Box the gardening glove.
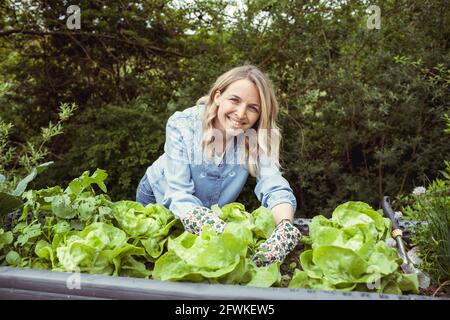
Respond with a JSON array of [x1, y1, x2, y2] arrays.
[[181, 206, 227, 235], [252, 219, 301, 267]]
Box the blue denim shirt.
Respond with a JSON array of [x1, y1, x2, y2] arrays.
[[144, 104, 297, 219]]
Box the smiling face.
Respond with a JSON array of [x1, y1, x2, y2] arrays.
[[212, 79, 261, 140]]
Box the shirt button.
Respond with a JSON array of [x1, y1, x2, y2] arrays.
[[229, 170, 236, 177], [200, 172, 206, 178]]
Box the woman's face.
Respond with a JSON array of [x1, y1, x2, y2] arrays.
[[213, 79, 261, 139]]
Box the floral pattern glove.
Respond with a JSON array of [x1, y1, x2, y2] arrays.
[[252, 219, 301, 267], [181, 206, 227, 235]]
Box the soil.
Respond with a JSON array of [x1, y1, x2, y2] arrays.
[[419, 284, 450, 298]]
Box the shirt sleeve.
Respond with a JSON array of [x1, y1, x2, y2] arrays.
[[161, 114, 204, 219], [254, 155, 297, 211]]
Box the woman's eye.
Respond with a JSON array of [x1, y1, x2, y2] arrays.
[[250, 106, 259, 112], [230, 98, 238, 103]]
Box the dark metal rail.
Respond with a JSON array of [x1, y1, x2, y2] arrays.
[[0, 266, 442, 300]]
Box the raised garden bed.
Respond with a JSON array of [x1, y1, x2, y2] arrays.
[[0, 217, 447, 300]]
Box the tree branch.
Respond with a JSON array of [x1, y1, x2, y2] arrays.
[[0, 28, 190, 58]]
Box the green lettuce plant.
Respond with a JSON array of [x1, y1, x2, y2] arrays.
[[54, 222, 147, 276], [289, 201, 419, 294], [1, 169, 186, 278], [112, 200, 182, 260], [152, 203, 281, 287]]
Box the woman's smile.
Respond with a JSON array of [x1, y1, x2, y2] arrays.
[[227, 116, 245, 128]]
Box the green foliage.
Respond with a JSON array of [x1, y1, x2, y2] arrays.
[[153, 202, 280, 287], [32, 103, 167, 201], [0, 80, 77, 192], [444, 114, 450, 135], [395, 111, 450, 287], [0, 1, 449, 217], [55, 222, 148, 276], [0, 167, 433, 294], [3, 169, 115, 267], [398, 164, 450, 285], [1, 168, 281, 287], [289, 201, 419, 295], [0, 169, 181, 277], [0, 162, 53, 222], [112, 200, 180, 260], [0, 82, 77, 222]]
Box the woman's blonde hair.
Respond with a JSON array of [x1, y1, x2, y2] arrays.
[[197, 65, 282, 177]]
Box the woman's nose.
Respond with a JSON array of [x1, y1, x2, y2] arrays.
[[235, 103, 247, 119]]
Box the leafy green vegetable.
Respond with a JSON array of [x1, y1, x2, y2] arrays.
[[246, 262, 281, 288], [6, 250, 21, 266], [112, 200, 180, 260], [0, 170, 167, 278], [289, 201, 419, 294], [55, 222, 145, 275], [152, 203, 280, 287], [0, 228, 13, 251], [251, 206, 276, 239], [0, 169, 422, 296], [153, 227, 243, 281]]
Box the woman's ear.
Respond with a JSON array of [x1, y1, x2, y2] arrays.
[[213, 90, 221, 105]]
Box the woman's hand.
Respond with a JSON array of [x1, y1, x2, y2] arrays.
[[252, 219, 301, 267], [181, 206, 227, 235]]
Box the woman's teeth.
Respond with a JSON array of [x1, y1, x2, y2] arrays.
[[228, 117, 244, 127]]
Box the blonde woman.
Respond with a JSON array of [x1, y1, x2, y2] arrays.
[[136, 65, 300, 266]]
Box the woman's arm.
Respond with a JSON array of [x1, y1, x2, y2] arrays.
[[252, 158, 300, 266], [271, 202, 294, 225], [254, 154, 297, 217], [162, 113, 204, 218]]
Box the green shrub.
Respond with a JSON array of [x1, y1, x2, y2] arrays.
[[397, 162, 450, 286], [33, 103, 167, 201]]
